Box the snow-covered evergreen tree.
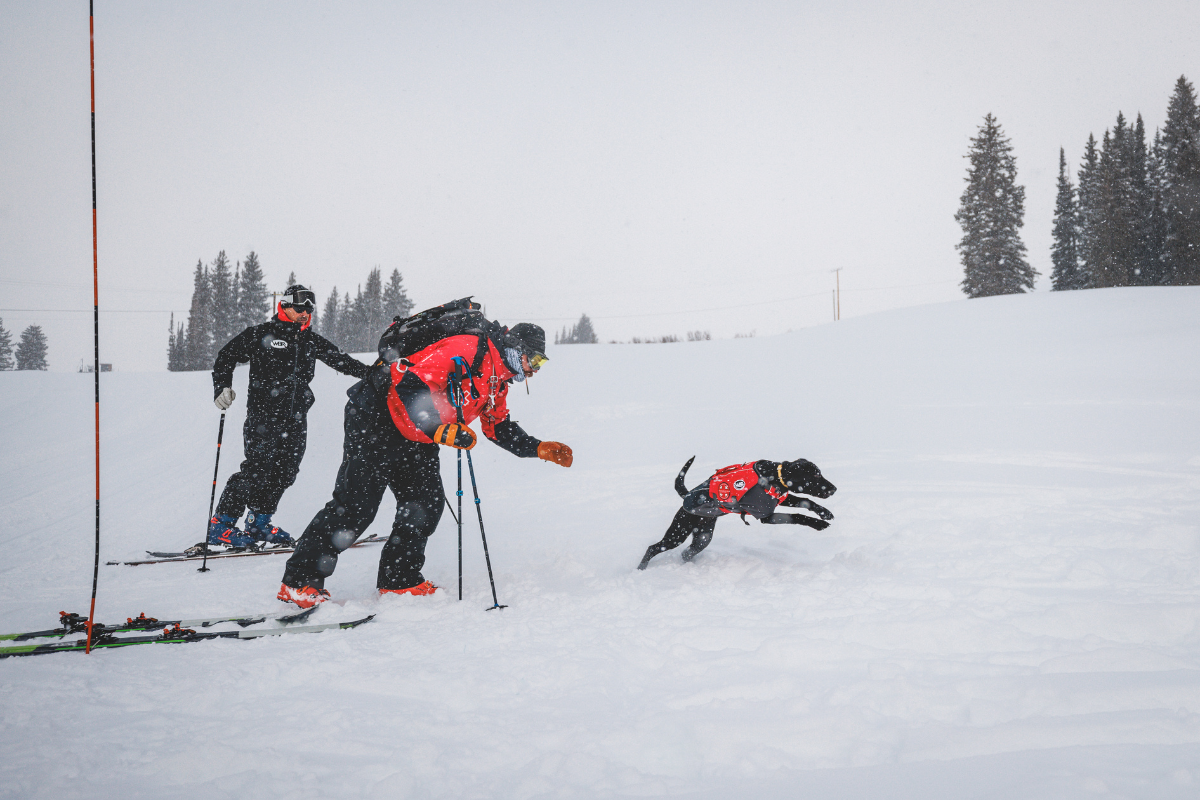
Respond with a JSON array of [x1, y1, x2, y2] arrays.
[[321, 287, 343, 349], [1050, 148, 1083, 290], [184, 260, 213, 371], [556, 313, 599, 344], [209, 251, 239, 350], [1075, 134, 1101, 288], [361, 268, 386, 348], [1160, 75, 1200, 285], [1127, 114, 1156, 286], [15, 325, 48, 370], [166, 313, 187, 372], [955, 114, 1037, 297], [1144, 131, 1171, 285], [0, 317, 14, 370], [344, 286, 366, 352], [382, 268, 413, 323], [237, 251, 269, 329], [1089, 118, 1137, 287]]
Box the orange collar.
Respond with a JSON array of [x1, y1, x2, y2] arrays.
[[277, 303, 311, 330]]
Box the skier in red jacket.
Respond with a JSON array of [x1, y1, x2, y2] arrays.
[[278, 322, 572, 607], [637, 457, 836, 570]]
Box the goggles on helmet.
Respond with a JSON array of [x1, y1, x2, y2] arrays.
[[279, 289, 316, 311]]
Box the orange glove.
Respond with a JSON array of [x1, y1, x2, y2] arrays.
[[537, 441, 573, 467], [433, 423, 476, 450]]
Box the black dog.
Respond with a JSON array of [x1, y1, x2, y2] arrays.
[[637, 456, 836, 570]]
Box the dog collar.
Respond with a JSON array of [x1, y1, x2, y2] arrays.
[[777, 463, 788, 492]]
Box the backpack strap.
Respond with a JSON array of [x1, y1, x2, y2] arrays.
[[472, 321, 506, 376]]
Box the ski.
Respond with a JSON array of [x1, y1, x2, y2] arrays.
[[0, 606, 318, 643], [0, 613, 374, 659], [107, 533, 387, 566]]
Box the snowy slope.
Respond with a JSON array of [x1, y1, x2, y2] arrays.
[[1, 286, 1199, 799]]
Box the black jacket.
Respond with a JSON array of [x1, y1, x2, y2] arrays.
[[212, 317, 370, 421]]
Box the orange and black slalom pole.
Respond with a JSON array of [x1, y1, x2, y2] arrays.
[[198, 414, 227, 573], [85, 0, 102, 653]]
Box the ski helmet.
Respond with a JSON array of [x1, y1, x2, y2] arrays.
[[279, 285, 316, 312], [507, 323, 548, 368]]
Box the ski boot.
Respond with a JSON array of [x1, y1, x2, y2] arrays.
[[244, 511, 295, 547], [207, 513, 256, 549], [277, 583, 330, 609], [379, 580, 439, 597]]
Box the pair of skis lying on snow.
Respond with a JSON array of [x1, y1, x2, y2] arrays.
[[106, 533, 388, 566], [0, 606, 374, 659]]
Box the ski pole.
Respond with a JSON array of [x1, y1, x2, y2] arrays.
[[449, 369, 465, 601], [450, 360, 505, 610], [199, 413, 226, 573], [464, 447, 506, 610], [457, 443, 464, 601]]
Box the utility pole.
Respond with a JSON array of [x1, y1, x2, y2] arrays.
[[831, 268, 842, 321]]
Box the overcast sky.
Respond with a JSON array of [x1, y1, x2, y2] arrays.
[[1, 1, 1197, 371]]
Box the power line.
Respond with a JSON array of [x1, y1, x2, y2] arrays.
[[0, 279, 958, 321]]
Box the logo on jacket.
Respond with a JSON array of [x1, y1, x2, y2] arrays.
[[270, 339, 288, 349], [733, 479, 746, 490]]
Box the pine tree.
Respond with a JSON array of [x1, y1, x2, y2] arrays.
[[167, 313, 186, 371], [343, 286, 365, 352], [382, 269, 413, 323], [237, 251, 269, 329], [15, 325, 49, 370], [209, 251, 239, 350], [955, 114, 1037, 297], [1050, 148, 1083, 290], [1090, 118, 1137, 287], [286, 271, 298, 287], [0, 317, 14, 370], [184, 260, 213, 370], [1128, 114, 1155, 286], [1161, 75, 1200, 285], [321, 287, 343, 349], [362, 267, 386, 346], [1076, 134, 1101, 288], [1145, 131, 1171, 285], [556, 313, 598, 344]]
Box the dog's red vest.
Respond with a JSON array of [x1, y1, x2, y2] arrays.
[[707, 462, 786, 512]]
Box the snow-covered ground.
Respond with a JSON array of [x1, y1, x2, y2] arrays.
[[1, 286, 1199, 799]]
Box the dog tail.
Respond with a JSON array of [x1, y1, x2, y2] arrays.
[[675, 456, 696, 498]]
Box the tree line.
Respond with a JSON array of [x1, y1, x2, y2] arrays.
[[0, 317, 48, 371], [956, 75, 1200, 297], [320, 267, 414, 354], [168, 251, 270, 371], [167, 252, 416, 370]]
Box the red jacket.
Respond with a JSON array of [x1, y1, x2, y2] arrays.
[[385, 334, 540, 456]]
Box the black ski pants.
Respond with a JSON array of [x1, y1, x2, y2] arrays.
[[637, 508, 717, 569], [281, 400, 445, 592], [216, 413, 307, 518]]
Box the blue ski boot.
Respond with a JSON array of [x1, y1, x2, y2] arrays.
[[245, 511, 296, 547], [208, 513, 256, 548]]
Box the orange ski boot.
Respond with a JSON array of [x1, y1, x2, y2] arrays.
[[277, 583, 330, 609], [379, 580, 438, 597]]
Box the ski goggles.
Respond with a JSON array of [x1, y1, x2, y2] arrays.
[[278, 289, 315, 311], [528, 351, 549, 370]]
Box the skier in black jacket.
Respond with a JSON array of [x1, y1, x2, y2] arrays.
[[207, 285, 369, 548]]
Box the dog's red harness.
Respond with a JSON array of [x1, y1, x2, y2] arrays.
[[707, 462, 786, 513]]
